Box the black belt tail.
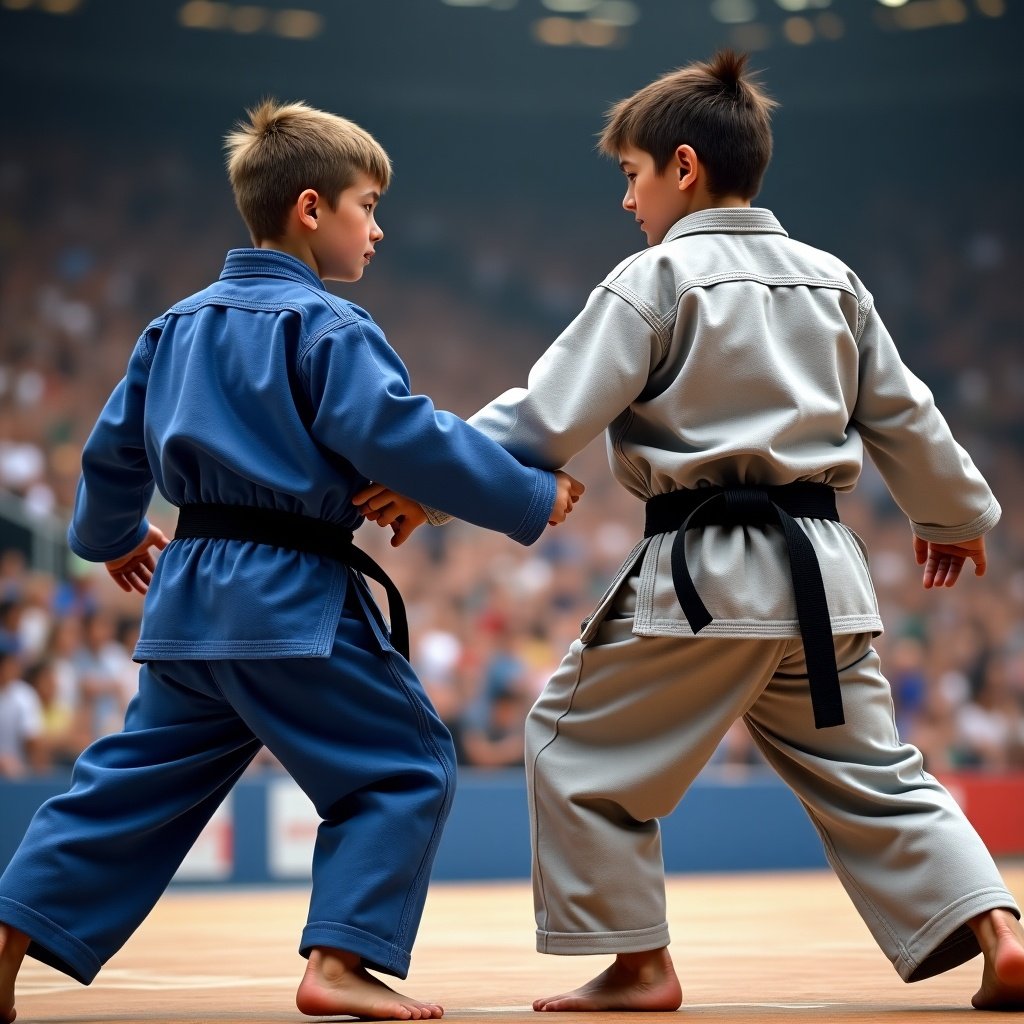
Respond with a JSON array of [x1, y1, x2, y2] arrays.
[[647, 485, 845, 730]]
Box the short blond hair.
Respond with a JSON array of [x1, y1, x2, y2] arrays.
[[599, 51, 777, 200], [224, 99, 392, 243]]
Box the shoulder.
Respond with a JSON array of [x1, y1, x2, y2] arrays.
[[780, 236, 867, 294]]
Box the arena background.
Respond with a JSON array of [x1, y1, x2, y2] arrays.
[[1, 0, 1023, 888]]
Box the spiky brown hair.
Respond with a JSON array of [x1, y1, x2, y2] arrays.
[[599, 50, 778, 199], [224, 99, 392, 242]]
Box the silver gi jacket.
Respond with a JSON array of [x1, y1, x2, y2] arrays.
[[468, 207, 1000, 641]]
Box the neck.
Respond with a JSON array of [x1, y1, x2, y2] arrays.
[[689, 192, 751, 216], [258, 238, 321, 278]]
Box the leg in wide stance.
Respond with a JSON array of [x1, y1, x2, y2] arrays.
[[526, 607, 1024, 1011]]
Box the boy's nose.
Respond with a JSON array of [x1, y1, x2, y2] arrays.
[[622, 192, 635, 212]]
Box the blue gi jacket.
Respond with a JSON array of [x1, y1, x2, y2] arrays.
[[68, 248, 556, 660]]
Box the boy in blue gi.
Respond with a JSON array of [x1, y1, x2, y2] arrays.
[[0, 99, 582, 1022], [357, 53, 1024, 1012]]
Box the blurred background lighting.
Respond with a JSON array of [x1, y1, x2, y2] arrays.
[[783, 14, 815, 42], [710, 0, 757, 25], [877, 0, 910, 7], [776, 0, 809, 10], [589, 0, 638, 27], [531, 13, 622, 45], [2, 0, 84, 9], [178, 0, 229, 30], [877, 0, 968, 28], [576, 17, 619, 45], [540, 0, 598, 12], [975, 0, 1004, 14], [228, 4, 268, 33], [729, 20, 773, 48], [815, 10, 845, 38], [271, 9, 322, 38], [532, 15, 576, 44]]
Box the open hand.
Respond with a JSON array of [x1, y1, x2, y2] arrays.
[[105, 523, 169, 594], [913, 534, 986, 589]]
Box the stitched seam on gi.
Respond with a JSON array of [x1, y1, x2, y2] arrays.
[[528, 641, 588, 943], [386, 656, 456, 960], [610, 408, 650, 493], [814, 816, 910, 967], [774, 645, 873, 681]]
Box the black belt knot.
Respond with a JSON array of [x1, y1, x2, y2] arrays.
[[175, 503, 408, 658], [644, 483, 844, 730]]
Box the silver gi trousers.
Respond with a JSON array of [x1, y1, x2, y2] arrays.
[[526, 578, 1020, 982]]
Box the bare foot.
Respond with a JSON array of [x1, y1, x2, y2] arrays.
[[969, 908, 1024, 1010], [533, 947, 682, 1012], [0, 923, 30, 1024], [295, 947, 443, 1020]]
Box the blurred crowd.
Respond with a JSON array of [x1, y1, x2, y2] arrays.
[[1, 137, 1022, 779]]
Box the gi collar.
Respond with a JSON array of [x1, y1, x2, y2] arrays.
[[219, 248, 326, 290], [662, 207, 788, 244]]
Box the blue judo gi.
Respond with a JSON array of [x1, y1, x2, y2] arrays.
[[0, 249, 557, 983]]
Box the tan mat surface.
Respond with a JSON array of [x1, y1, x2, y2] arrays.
[[11, 864, 1024, 1023]]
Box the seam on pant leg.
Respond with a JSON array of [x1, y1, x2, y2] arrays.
[[743, 715, 912, 970], [529, 641, 588, 938], [809, 806, 912, 969], [385, 654, 456, 965]]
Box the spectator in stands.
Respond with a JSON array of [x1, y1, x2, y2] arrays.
[[0, 637, 43, 777], [22, 657, 87, 767], [1, 131, 1023, 778]]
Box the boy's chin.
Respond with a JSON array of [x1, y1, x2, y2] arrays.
[[333, 268, 364, 284]]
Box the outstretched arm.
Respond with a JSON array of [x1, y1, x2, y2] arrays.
[[913, 534, 986, 589], [105, 523, 169, 594]]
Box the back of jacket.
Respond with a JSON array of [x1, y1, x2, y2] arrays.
[[69, 248, 555, 659], [471, 208, 999, 640]]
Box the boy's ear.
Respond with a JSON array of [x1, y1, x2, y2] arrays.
[[675, 144, 698, 191], [297, 188, 320, 230]]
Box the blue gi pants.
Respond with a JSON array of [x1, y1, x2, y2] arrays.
[[0, 586, 456, 984]]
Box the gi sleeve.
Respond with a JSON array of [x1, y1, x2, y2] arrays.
[[67, 331, 158, 562], [851, 295, 1000, 542], [469, 285, 662, 468], [302, 315, 556, 546]]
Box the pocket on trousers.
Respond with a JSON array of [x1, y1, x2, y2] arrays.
[[579, 539, 648, 645]]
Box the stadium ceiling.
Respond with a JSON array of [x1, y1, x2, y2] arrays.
[[2, 0, 1021, 125]]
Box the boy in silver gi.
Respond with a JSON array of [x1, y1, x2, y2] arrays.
[[357, 51, 1024, 1011], [0, 100, 582, 1023]]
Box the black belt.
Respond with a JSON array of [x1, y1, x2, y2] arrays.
[[175, 503, 409, 659], [644, 483, 844, 729]]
